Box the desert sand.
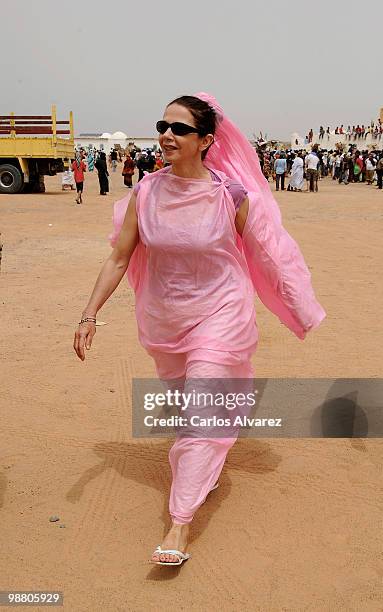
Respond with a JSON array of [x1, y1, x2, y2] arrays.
[[1, 169, 382, 611]]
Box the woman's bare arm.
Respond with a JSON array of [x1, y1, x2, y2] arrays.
[[73, 193, 139, 360], [82, 193, 139, 315], [235, 196, 249, 236]]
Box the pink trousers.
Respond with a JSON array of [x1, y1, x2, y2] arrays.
[[149, 350, 254, 525]]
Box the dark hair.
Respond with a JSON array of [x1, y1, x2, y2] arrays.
[[167, 95, 217, 160]]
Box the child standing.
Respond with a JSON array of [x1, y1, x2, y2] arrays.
[[71, 153, 87, 204]]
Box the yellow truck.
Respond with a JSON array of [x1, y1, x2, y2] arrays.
[[0, 105, 74, 194]]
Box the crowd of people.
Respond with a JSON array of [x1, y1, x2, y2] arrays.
[[258, 145, 383, 193], [62, 146, 166, 203], [63, 139, 383, 204], [304, 118, 383, 144]]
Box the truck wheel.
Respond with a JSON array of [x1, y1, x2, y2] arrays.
[[30, 175, 45, 193], [0, 164, 24, 194]]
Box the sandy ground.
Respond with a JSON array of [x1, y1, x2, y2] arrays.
[[1, 168, 382, 611]]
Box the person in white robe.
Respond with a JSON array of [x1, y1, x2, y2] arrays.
[[287, 154, 304, 191]]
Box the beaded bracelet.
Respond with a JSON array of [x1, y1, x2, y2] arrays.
[[78, 317, 97, 325]]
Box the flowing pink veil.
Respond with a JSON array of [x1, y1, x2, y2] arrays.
[[195, 92, 325, 338]]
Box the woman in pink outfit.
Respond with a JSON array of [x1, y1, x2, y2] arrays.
[[73, 94, 325, 566]]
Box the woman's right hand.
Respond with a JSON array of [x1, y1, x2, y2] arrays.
[[73, 322, 96, 361], [72, 192, 138, 362]]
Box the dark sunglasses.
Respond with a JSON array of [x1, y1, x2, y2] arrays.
[[156, 120, 200, 136]]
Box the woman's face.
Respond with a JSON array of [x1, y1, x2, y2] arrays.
[[159, 103, 213, 163]]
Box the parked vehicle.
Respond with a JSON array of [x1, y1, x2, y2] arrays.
[[0, 105, 74, 194]]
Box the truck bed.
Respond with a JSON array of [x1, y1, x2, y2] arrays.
[[0, 136, 74, 159], [0, 106, 74, 160]]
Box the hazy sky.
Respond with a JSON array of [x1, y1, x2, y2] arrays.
[[2, 0, 382, 141]]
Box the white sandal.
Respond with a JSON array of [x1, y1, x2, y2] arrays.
[[150, 546, 191, 566], [150, 482, 219, 566]]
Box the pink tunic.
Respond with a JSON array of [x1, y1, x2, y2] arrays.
[[132, 168, 257, 360]]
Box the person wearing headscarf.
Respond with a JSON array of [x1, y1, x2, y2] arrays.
[[262, 152, 271, 180], [122, 153, 135, 188], [87, 148, 95, 172], [95, 152, 109, 195], [287, 152, 304, 191], [74, 93, 325, 566]]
